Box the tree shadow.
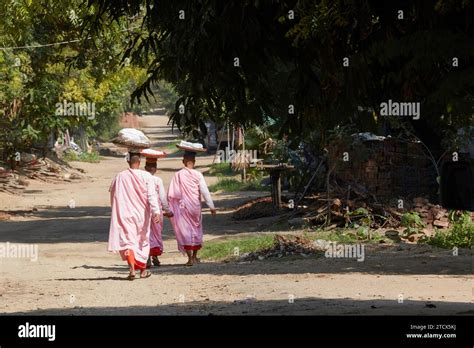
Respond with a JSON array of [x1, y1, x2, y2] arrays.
[[0, 202, 279, 244], [44, 242, 472, 278], [53, 276, 129, 281], [7, 297, 473, 315]]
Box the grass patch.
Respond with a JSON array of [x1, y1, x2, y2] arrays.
[[200, 235, 275, 260], [209, 178, 269, 192], [201, 229, 389, 261], [303, 229, 358, 244], [303, 228, 389, 244], [63, 151, 101, 163], [207, 163, 235, 176]]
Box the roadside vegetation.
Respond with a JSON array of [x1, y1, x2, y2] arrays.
[[201, 211, 472, 261], [201, 229, 390, 261], [62, 151, 101, 163], [423, 212, 473, 249], [207, 163, 269, 192]]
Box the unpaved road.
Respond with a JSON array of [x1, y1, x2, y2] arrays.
[[0, 115, 472, 315]]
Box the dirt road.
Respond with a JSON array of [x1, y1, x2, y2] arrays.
[[0, 115, 472, 315]]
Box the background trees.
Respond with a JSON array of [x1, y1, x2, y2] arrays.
[[0, 0, 177, 163], [1, 0, 472, 164], [86, 0, 473, 152]]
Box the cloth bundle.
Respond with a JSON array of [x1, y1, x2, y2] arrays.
[[176, 140, 206, 152], [141, 148, 167, 158], [113, 128, 151, 149]]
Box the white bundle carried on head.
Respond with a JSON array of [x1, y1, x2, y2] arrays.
[[178, 140, 204, 149], [141, 148, 167, 158], [113, 128, 151, 148]]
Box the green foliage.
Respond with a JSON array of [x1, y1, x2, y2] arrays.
[[347, 207, 372, 228], [86, 0, 474, 149], [63, 150, 100, 163], [401, 212, 424, 229], [350, 208, 369, 216], [200, 235, 275, 261], [245, 167, 265, 182], [356, 226, 369, 238], [0, 0, 170, 159], [209, 178, 268, 193], [310, 228, 388, 244], [207, 163, 267, 192], [151, 81, 179, 114], [207, 163, 234, 177], [401, 212, 425, 236], [425, 211, 473, 249]]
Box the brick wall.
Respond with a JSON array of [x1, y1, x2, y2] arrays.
[[330, 138, 437, 199]]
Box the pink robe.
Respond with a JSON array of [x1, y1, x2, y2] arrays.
[[168, 168, 203, 253], [149, 178, 164, 256], [108, 169, 151, 270]]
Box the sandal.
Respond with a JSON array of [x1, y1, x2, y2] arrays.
[[126, 273, 136, 281], [140, 271, 152, 279]]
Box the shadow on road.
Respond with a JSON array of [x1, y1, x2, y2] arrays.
[[8, 297, 473, 315]]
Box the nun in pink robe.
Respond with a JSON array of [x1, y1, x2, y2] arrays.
[[168, 152, 215, 265], [141, 151, 172, 267], [149, 174, 172, 259], [108, 162, 160, 275], [149, 177, 165, 257]]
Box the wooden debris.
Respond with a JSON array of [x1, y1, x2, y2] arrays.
[[233, 197, 275, 220], [0, 155, 85, 193], [239, 235, 325, 261]]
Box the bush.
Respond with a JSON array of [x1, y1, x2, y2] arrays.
[[401, 212, 424, 236], [426, 211, 473, 249]]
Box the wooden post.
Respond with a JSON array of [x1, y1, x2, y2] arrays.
[[227, 120, 230, 151], [231, 124, 234, 152], [270, 169, 282, 210], [242, 128, 246, 182]]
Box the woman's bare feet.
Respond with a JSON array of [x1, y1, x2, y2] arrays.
[[185, 250, 193, 266]]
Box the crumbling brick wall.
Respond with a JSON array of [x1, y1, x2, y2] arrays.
[[330, 137, 437, 199]]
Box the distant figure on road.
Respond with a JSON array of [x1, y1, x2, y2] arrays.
[[108, 151, 161, 280], [168, 150, 216, 266], [142, 151, 173, 268]]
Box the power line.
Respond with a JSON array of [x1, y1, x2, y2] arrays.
[[0, 26, 140, 51], [0, 38, 83, 50]]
